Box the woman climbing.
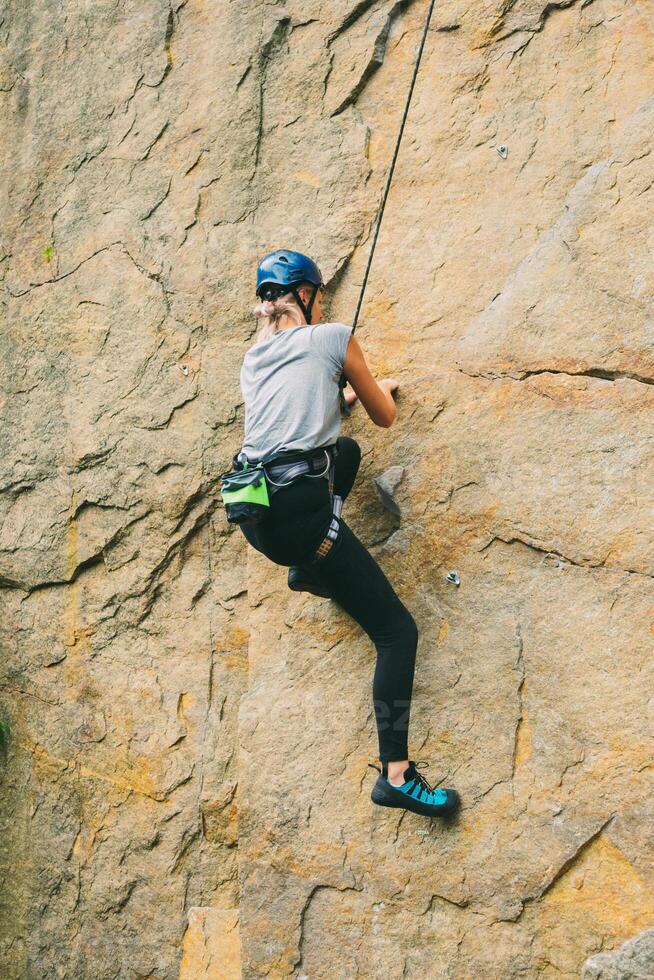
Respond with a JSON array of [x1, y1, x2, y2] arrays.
[[234, 248, 460, 818]]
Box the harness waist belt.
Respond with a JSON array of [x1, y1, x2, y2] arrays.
[[234, 444, 338, 489], [265, 446, 333, 488]]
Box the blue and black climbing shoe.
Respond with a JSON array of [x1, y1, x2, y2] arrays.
[[368, 760, 460, 817], [287, 565, 331, 598]]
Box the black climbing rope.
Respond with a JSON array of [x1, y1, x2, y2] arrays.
[[339, 0, 437, 416]]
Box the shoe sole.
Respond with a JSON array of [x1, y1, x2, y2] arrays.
[[287, 571, 331, 598], [288, 580, 331, 598], [371, 779, 460, 817]]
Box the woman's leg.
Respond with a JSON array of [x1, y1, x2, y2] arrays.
[[238, 441, 417, 762], [307, 517, 418, 763]]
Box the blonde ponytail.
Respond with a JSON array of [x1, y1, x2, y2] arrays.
[[251, 290, 305, 343]]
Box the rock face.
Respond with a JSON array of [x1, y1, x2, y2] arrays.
[[179, 908, 241, 980], [1, 1, 653, 978]]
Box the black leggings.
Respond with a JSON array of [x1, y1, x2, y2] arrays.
[[239, 436, 417, 763]]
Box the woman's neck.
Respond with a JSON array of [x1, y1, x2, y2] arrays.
[[277, 315, 307, 331]]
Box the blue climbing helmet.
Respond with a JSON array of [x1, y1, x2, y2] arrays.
[[256, 249, 324, 325]]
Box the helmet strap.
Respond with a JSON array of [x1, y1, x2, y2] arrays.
[[290, 286, 318, 323]]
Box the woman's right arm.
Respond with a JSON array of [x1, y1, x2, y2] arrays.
[[342, 334, 399, 428]]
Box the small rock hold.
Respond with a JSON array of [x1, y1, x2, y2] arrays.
[[379, 529, 411, 555], [495, 897, 524, 921], [582, 928, 654, 979], [373, 466, 405, 517]]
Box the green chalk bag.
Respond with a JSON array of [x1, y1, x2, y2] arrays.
[[219, 459, 270, 526]]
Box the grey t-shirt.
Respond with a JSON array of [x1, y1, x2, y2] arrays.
[[239, 321, 353, 461]]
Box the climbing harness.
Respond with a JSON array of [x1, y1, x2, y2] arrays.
[[220, 442, 344, 563], [264, 447, 332, 489], [263, 445, 344, 563], [338, 0, 437, 416], [219, 443, 341, 537], [309, 479, 343, 565], [310, 497, 343, 562]]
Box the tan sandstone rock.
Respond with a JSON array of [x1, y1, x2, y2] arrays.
[[179, 908, 241, 980], [1, 1, 653, 978]]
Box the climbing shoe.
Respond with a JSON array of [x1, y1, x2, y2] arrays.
[[287, 565, 331, 598], [368, 760, 460, 817]]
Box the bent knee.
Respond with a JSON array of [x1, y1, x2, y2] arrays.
[[396, 608, 418, 648]]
